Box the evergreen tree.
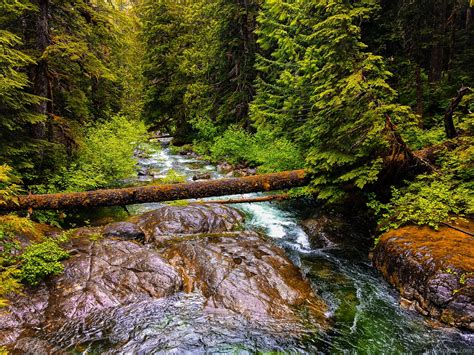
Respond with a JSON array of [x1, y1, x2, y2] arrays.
[[0, 1, 45, 173], [251, 0, 415, 202], [141, 0, 261, 141]]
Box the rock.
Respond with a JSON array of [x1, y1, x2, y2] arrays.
[[158, 231, 328, 327], [0, 284, 50, 346], [373, 222, 474, 331], [137, 166, 149, 176], [217, 162, 233, 173], [102, 222, 145, 241], [232, 167, 258, 177], [0, 237, 182, 346], [1, 205, 329, 352], [301, 214, 349, 248], [192, 173, 211, 181], [132, 204, 244, 243]]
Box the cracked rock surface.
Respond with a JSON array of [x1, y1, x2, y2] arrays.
[[0, 204, 328, 351]]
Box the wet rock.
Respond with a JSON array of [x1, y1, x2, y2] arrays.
[[232, 167, 258, 177], [49, 238, 182, 320], [301, 214, 349, 248], [102, 221, 145, 241], [13, 337, 65, 355], [137, 166, 149, 176], [192, 173, 211, 181], [132, 204, 244, 243], [1, 206, 329, 352], [217, 162, 233, 173], [158, 231, 328, 327], [0, 237, 182, 346], [0, 284, 50, 346], [373, 222, 474, 331]]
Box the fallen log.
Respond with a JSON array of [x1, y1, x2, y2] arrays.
[[194, 193, 291, 205], [0, 170, 309, 211]]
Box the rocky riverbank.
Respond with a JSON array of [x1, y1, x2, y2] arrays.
[[373, 221, 474, 331], [0, 204, 328, 352]]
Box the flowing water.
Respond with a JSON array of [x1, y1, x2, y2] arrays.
[[46, 137, 473, 353], [125, 138, 474, 353]]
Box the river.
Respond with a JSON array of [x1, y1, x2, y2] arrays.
[[53, 137, 472, 353], [110, 137, 471, 353]]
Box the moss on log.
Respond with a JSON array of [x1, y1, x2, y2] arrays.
[[0, 170, 309, 211]]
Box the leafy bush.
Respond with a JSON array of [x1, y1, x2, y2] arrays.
[[41, 115, 147, 192], [253, 130, 304, 173], [368, 137, 474, 231], [209, 126, 304, 172], [368, 178, 471, 231], [210, 126, 256, 165], [19, 240, 69, 286]]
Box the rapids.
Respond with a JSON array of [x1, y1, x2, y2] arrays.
[[32, 137, 472, 353], [125, 137, 473, 353]]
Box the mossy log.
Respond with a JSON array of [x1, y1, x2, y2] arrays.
[[0, 170, 309, 211]]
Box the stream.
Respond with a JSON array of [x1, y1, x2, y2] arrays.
[[63, 137, 473, 353], [123, 137, 473, 353]]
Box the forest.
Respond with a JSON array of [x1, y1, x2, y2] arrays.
[[0, 0, 473, 353]]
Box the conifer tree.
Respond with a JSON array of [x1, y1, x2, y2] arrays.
[[251, 0, 415, 202], [0, 1, 45, 173]]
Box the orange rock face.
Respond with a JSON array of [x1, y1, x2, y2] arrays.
[[373, 221, 474, 331]]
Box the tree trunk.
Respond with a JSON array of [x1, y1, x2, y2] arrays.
[[444, 86, 470, 138], [415, 64, 424, 126], [0, 170, 309, 211], [32, 0, 51, 139]]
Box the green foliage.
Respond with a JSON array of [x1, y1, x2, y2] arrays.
[[369, 137, 474, 230], [0, 267, 22, 308], [141, 0, 260, 140], [157, 169, 186, 184], [42, 115, 147, 192], [368, 178, 470, 231], [0, 2, 45, 174], [0, 212, 56, 305], [250, 0, 410, 201], [208, 126, 304, 172], [19, 240, 69, 286], [210, 126, 256, 165], [0, 165, 22, 206]]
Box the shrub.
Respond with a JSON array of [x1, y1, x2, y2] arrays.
[[19, 240, 69, 286], [368, 136, 473, 232], [253, 130, 304, 173], [42, 115, 147, 192], [209, 126, 304, 172], [210, 126, 256, 165]]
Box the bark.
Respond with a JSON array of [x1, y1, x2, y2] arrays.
[[444, 86, 470, 138], [428, 0, 448, 84], [0, 170, 309, 211], [415, 64, 424, 126], [32, 0, 51, 140], [195, 194, 291, 205]]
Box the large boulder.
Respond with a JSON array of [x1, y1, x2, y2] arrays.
[[1, 204, 329, 352], [132, 204, 243, 242], [0, 237, 182, 346], [373, 222, 474, 331], [301, 214, 348, 248], [158, 231, 328, 327]]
